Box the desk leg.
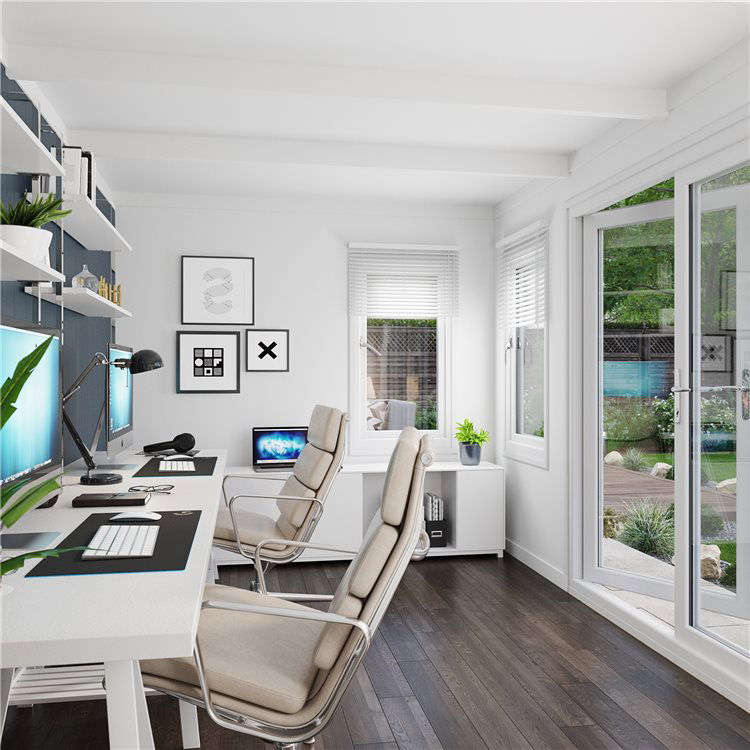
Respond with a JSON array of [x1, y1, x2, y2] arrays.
[[179, 700, 201, 748], [104, 661, 155, 750], [0, 668, 13, 736]]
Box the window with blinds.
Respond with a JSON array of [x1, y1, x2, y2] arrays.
[[497, 223, 548, 464], [348, 243, 457, 439]]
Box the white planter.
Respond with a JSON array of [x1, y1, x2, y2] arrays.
[[0, 225, 53, 266]]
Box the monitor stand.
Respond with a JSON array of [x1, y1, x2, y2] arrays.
[[80, 470, 122, 485], [1, 531, 61, 550]]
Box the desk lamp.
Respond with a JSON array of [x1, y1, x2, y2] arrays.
[[63, 349, 163, 485]]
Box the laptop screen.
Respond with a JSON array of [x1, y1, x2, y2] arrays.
[[252, 427, 308, 466]]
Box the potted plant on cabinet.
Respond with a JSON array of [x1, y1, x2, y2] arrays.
[[455, 418, 489, 466], [0, 192, 71, 267]]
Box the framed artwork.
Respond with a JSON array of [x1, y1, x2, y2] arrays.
[[246, 329, 289, 372], [701, 334, 731, 373], [181, 256, 255, 325], [720, 270, 736, 331], [177, 331, 240, 393]]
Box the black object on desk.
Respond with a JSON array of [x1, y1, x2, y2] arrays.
[[72, 492, 150, 507], [25, 511, 201, 577], [133, 456, 217, 478]]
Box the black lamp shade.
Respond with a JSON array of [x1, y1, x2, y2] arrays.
[[129, 349, 163, 374]]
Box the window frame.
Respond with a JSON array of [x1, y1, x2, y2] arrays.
[[497, 221, 549, 469]]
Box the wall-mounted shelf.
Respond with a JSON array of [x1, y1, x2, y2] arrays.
[[1, 239, 65, 283], [23, 286, 132, 318], [1, 98, 64, 177], [55, 193, 132, 254]]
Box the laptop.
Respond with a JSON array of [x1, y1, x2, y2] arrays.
[[252, 427, 308, 471]]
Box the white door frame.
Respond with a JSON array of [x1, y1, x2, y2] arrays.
[[582, 199, 676, 599], [674, 145, 750, 648]]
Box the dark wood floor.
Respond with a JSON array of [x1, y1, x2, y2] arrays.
[[3, 555, 749, 749]]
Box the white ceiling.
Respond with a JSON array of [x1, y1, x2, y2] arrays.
[[2, 2, 748, 205]]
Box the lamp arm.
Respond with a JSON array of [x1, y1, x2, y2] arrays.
[[63, 352, 108, 404]]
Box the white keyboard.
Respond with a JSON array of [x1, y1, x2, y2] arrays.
[[160, 459, 195, 472], [83, 524, 160, 560]]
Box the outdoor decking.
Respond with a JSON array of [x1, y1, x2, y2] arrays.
[[604, 465, 737, 521]]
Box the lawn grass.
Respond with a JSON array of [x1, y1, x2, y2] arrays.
[[642, 451, 736, 483]]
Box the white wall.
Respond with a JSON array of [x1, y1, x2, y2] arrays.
[[493, 40, 750, 588], [114, 197, 495, 465]]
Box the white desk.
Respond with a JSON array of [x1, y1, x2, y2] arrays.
[[1, 449, 227, 749]]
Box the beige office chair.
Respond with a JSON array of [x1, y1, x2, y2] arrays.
[[142, 426, 433, 749], [213, 405, 348, 588]]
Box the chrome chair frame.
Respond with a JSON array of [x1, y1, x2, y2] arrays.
[[152, 515, 427, 749]]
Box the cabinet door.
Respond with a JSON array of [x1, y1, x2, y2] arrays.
[[455, 470, 504, 552]]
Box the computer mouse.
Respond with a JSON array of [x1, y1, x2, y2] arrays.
[[110, 511, 162, 522]]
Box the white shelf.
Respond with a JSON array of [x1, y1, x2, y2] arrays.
[[1, 98, 64, 177], [23, 286, 132, 318], [0, 239, 65, 283], [56, 193, 132, 254]]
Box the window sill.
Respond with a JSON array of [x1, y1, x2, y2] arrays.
[[504, 436, 548, 469]]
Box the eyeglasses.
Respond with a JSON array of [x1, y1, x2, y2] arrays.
[[129, 485, 174, 494]]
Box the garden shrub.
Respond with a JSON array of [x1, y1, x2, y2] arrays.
[[701, 505, 724, 538], [619, 501, 674, 558], [603, 398, 658, 445], [602, 507, 619, 539], [622, 447, 650, 473]]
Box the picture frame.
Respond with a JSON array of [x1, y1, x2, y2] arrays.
[[700, 334, 731, 373], [181, 255, 255, 325], [176, 331, 241, 393], [246, 329, 289, 372]]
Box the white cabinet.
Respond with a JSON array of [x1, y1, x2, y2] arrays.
[[216, 461, 504, 566]]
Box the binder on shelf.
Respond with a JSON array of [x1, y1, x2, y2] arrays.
[[61, 146, 82, 197]]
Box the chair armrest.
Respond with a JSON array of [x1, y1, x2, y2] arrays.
[[411, 529, 430, 561], [226, 495, 323, 560], [222, 473, 288, 505], [254, 538, 358, 593]]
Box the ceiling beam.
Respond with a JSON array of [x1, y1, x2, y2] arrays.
[[7, 43, 667, 120], [69, 130, 570, 178]]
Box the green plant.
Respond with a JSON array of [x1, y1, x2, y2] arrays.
[[618, 501, 674, 558], [1, 192, 71, 228], [1, 335, 54, 428], [1, 547, 87, 578], [455, 418, 489, 446], [700, 505, 724, 538], [415, 400, 437, 431], [622, 447, 650, 473], [603, 398, 658, 444]]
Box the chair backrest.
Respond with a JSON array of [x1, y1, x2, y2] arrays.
[[275, 405, 348, 539], [313, 426, 433, 671]]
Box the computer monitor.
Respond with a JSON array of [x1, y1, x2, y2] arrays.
[[106, 343, 134, 456], [252, 427, 308, 470], [0, 323, 62, 491]]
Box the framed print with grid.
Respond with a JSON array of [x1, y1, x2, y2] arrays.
[[176, 331, 240, 393]]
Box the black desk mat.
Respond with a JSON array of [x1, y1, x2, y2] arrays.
[[133, 456, 217, 478], [25, 510, 202, 577]]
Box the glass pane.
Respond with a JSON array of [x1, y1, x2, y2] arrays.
[[365, 318, 438, 431], [692, 165, 749, 655], [600, 217, 676, 581], [516, 325, 545, 436]]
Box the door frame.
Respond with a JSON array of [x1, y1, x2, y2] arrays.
[[582, 199, 676, 599], [674, 144, 750, 647]]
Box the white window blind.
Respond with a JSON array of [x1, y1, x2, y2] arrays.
[[348, 244, 459, 318], [497, 224, 547, 330]]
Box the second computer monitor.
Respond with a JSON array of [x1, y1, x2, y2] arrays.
[[107, 343, 133, 455]]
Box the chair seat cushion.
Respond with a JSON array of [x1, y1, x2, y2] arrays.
[[141, 584, 324, 715], [213, 507, 294, 553]]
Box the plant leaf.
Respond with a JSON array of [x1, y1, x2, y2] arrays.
[[0, 546, 87, 577], [0, 477, 61, 527], [0, 335, 54, 429], [0, 477, 33, 509]]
